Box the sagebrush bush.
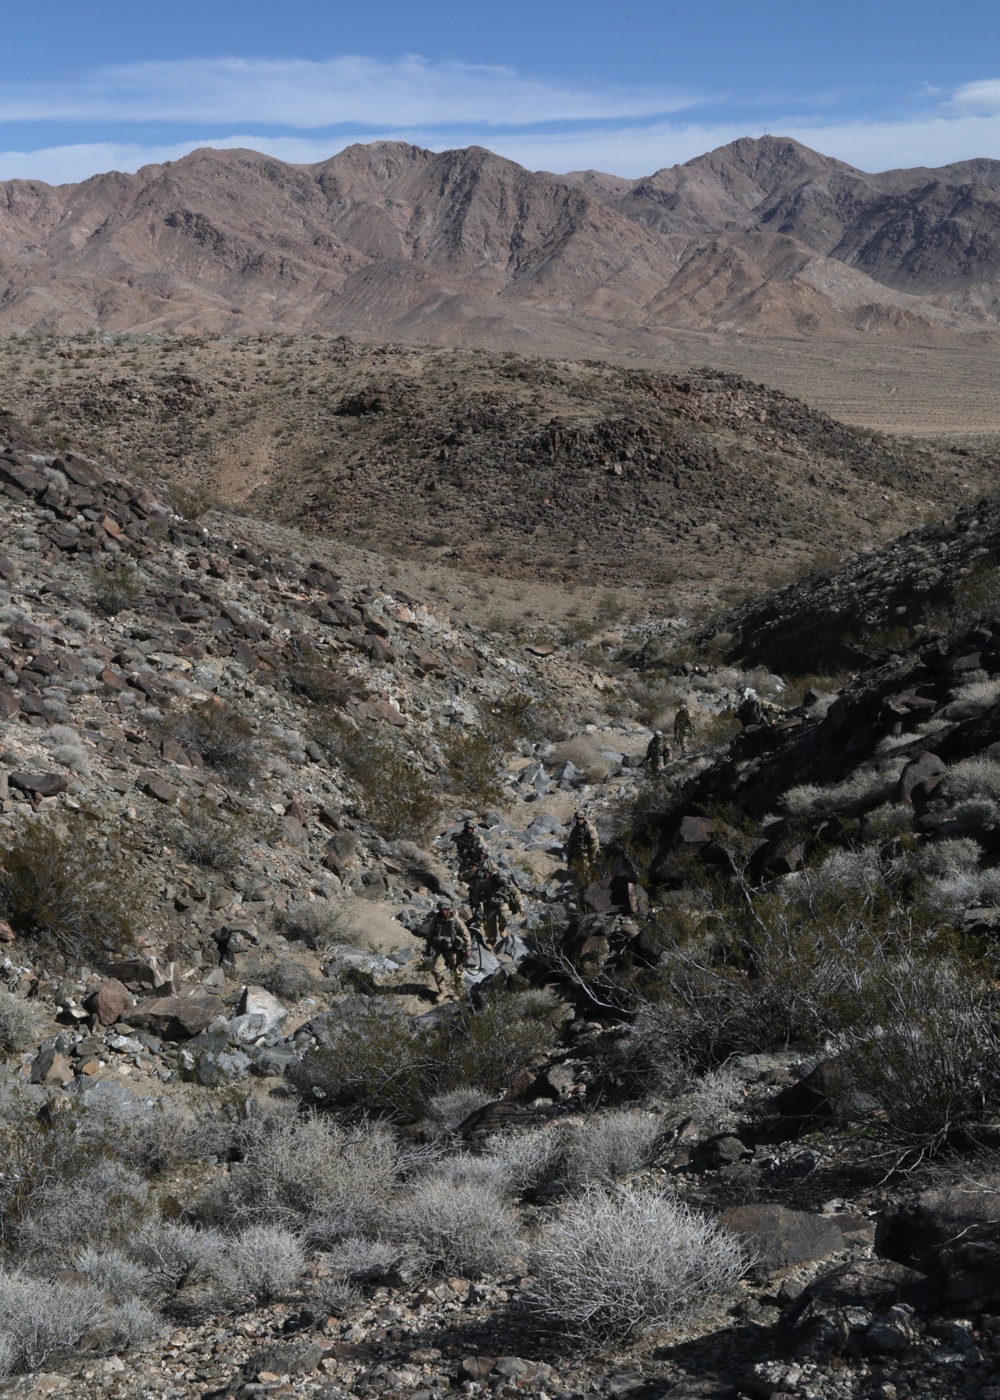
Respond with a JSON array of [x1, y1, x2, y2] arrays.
[[166, 701, 259, 788], [164, 798, 255, 871], [15, 1158, 150, 1259], [526, 1184, 746, 1344], [0, 1271, 106, 1375], [292, 997, 431, 1121], [438, 1128, 564, 1198], [947, 757, 1000, 801], [567, 1112, 662, 1183], [219, 1114, 398, 1241], [294, 987, 559, 1120], [276, 899, 366, 950], [622, 856, 946, 1072], [76, 1094, 233, 1175], [441, 726, 507, 807], [425, 1087, 494, 1135], [221, 1225, 305, 1303], [313, 712, 441, 840], [0, 815, 144, 962], [397, 1176, 520, 1278], [0, 990, 38, 1053], [285, 644, 366, 707]]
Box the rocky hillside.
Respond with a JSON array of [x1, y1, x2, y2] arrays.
[[6, 394, 1000, 1398], [0, 335, 990, 613], [4, 138, 1000, 344], [682, 489, 1000, 674]]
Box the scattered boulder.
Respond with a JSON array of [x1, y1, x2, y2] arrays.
[[84, 977, 133, 1026], [876, 1181, 1000, 1306], [719, 1204, 845, 1276], [128, 991, 220, 1040]]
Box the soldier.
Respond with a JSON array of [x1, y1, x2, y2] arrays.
[[673, 702, 694, 754], [468, 860, 524, 948], [451, 820, 488, 878], [737, 687, 782, 728], [420, 903, 472, 998], [645, 728, 670, 775], [565, 810, 600, 878]]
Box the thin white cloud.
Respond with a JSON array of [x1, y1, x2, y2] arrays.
[[6, 103, 1000, 187], [948, 78, 1000, 113], [0, 55, 699, 127]]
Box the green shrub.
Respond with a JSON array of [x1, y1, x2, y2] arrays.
[[0, 816, 144, 962], [89, 560, 144, 617], [318, 723, 440, 841], [165, 702, 260, 788], [441, 727, 506, 807], [285, 644, 366, 707]]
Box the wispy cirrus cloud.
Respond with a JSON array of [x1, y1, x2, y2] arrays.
[[0, 55, 701, 127], [2, 61, 1000, 185]]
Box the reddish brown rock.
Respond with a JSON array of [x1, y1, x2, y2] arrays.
[[85, 977, 133, 1026]]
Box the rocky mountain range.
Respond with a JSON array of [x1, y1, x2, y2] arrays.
[[6, 136, 1000, 345]]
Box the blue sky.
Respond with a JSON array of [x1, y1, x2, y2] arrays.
[[5, 0, 1000, 183]]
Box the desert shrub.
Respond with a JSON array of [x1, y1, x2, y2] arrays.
[[41, 723, 90, 775], [166, 701, 259, 788], [918, 837, 982, 880], [76, 1245, 155, 1299], [940, 799, 1000, 838], [441, 727, 506, 807], [396, 1176, 520, 1278], [291, 996, 434, 1121], [322, 1235, 401, 1282], [435, 988, 561, 1098], [275, 900, 365, 950], [840, 954, 1000, 1157], [526, 1183, 746, 1344], [439, 1128, 564, 1198], [251, 957, 317, 1002], [296, 988, 559, 1120], [678, 1067, 744, 1124], [335, 730, 440, 841], [220, 1114, 398, 1241], [947, 757, 1000, 801], [15, 1158, 150, 1259], [75, 1095, 233, 1175], [0, 815, 144, 962], [0, 1270, 107, 1374], [221, 1225, 305, 1303], [425, 1087, 494, 1135], [0, 990, 38, 1053], [567, 1112, 662, 1183], [285, 644, 366, 707], [598, 1005, 693, 1101], [89, 560, 145, 617], [131, 1222, 228, 1295], [634, 854, 943, 1068], [163, 798, 255, 871], [863, 802, 916, 838]]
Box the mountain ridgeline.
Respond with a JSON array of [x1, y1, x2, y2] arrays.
[[4, 136, 1000, 343]]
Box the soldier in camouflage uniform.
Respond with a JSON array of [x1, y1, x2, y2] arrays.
[[645, 729, 670, 775], [565, 811, 600, 882], [468, 860, 524, 949], [451, 820, 489, 879], [421, 903, 472, 998], [673, 703, 694, 754]]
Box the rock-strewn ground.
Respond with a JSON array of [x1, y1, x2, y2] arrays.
[[0, 338, 991, 617], [7, 395, 1000, 1400]]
